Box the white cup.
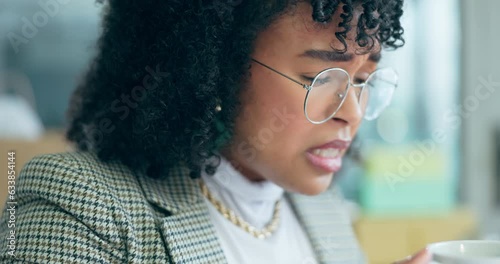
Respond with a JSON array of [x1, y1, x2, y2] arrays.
[[428, 240, 500, 264]]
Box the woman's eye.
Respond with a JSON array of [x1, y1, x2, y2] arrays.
[[354, 72, 370, 84], [302, 76, 330, 85], [314, 77, 331, 85], [354, 77, 367, 84], [302, 76, 315, 83]]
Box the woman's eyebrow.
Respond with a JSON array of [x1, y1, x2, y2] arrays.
[[369, 52, 382, 63], [300, 50, 354, 62], [300, 49, 382, 63]]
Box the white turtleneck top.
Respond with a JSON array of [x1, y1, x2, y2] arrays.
[[200, 157, 318, 264]]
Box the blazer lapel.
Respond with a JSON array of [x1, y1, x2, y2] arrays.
[[161, 203, 228, 263], [285, 186, 366, 264], [136, 166, 228, 264], [136, 165, 364, 264]]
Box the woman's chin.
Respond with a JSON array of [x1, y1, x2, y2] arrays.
[[289, 173, 334, 196]]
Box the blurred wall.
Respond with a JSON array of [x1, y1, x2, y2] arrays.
[[461, 0, 500, 237], [0, 0, 101, 127]]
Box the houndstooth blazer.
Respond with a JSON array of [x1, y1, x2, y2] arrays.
[[0, 152, 365, 263]]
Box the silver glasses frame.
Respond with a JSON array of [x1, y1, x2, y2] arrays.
[[251, 58, 398, 125]]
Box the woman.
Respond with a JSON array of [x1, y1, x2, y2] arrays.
[[1, 0, 431, 263]]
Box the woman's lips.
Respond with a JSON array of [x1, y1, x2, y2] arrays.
[[310, 139, 351, 150], [306, 140, 350, 173], [306, 151, 342, 173]]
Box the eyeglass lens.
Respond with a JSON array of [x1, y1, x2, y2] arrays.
[[304, 68, 397, 123]]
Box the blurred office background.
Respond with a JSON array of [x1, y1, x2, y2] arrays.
[[0, 0, 499, 263]]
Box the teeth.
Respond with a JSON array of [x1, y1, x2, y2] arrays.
[[312, 148, 341, 158]]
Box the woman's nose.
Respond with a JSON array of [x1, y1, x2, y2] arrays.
[[333, 87, 363, 126]]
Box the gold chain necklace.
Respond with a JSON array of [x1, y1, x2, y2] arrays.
[[199, 180, 281, 239]]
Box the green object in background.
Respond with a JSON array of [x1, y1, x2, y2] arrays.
[[364, 144, 449, 178], [360, 177, 456, 215], [359, 144, 457, 215]]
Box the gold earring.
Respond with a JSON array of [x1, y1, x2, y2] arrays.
[[215, 98, 222, 112]]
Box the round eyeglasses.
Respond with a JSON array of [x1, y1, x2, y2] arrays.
[[251, 59, 398, 124]]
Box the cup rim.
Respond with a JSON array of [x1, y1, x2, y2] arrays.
[[428, 240, 500, 261]]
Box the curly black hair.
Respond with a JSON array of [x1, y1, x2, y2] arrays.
[[66, 0, 405, 179]]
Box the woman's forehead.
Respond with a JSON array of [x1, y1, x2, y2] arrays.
[[257, 2, 378, 59]]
